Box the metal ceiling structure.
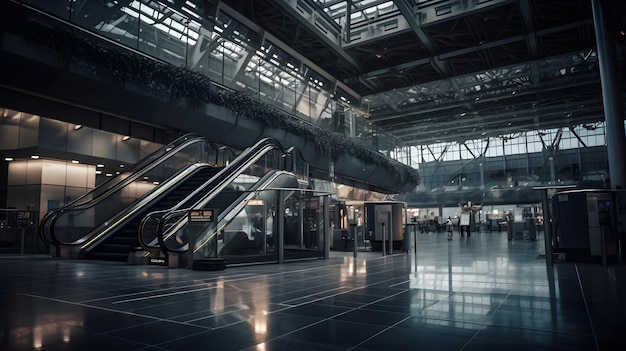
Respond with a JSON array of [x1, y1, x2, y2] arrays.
[[219, 0, 626, 146]]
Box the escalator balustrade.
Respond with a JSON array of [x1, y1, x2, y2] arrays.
[[86, 166, 220, 261]]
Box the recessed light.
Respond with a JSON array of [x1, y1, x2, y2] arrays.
[[119, 164, 125, 168], [95, 170, 102, 175], [71, 160, 79, 164], [97, 164, 105, 168], [122, 136, 130, 141], [74, 124, 82, 130], [4, 157, 13, 161], [106, 173, 113, 177], [31, 155, 39, 159]]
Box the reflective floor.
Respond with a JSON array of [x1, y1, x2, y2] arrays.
[[1, 231, 625, 350]]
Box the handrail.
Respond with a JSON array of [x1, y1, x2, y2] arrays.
[[39, 133, 206, 248], [41, 134, 218, 250], [137, 137, 296, 252], [79, 163, 209, 252], [158, 170, 299, 255]]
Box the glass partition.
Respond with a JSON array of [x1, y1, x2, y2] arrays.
[[140, 139, 309, 254], [165, 185, 326, 265]]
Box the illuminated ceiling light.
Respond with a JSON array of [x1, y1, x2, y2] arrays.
[[97, 164, 105, 168], [143, 176, 149, 180], [375, 53, 382, 59], [74, 124, 82, 130], [511, 91, 516, 95], [115, 171, 120, 175], [71, 160, 79, 164], [122, 136, 130, 141], [152, 181, 160, 185], [31, 155, 39, 159], [105, 173, 113, 177], [95, 170, 102, 175], [4, 157, 13, 161], [119, 164, 125, 168]]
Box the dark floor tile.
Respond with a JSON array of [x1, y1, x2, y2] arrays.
[[221, 312, 325, 339], [331, 308, 411, 327], [490, 305, 592, 334], [474, 324, 596, 348], [280, 319, 385, 349], [464, 332, 596, 351], [157, 327, 262, 351], [107, 320, 209, 345], [274, 302, 352, 319], [354, 325, 472, 351], [241, 337, 346, 351]]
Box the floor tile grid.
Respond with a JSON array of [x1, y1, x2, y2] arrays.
[[1, 232, 624, 350]]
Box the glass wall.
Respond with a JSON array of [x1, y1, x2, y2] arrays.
[[16, 0, 403, 155]]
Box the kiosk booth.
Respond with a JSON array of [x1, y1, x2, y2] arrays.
[[364, 201, 406, 254], [551, 189, 622, 265]]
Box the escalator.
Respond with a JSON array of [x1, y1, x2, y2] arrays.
[[43, 135, 309, 264], [40, 134, 227, 260], [158, 169, 307, 268], [87, 166, 221, 261]]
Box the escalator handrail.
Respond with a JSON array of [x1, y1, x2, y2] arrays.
[[135, 164, 223, 251], [78, 163, 210, 252], [158, 169, 296, 254], [39, 133, 208, 247], [139, 137, 288, 251], [144, 138, 294, 253], [43, 134, 213, 247]]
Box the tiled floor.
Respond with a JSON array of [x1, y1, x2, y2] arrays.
[[1, 231, 625, 350]]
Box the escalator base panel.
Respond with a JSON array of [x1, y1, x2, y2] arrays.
[[193, 258, 226, 271]]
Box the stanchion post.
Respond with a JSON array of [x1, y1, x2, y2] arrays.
[[413, 224, 417, 254], [381, 222, 386, 256], [352, 224, 357, 258]]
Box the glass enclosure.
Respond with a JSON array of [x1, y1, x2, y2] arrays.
[[170, 187, 328, 264]]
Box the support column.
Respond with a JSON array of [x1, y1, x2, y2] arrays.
[[277, 190, 285, 264], [592, 0, 626, 189], [323, 195, 330, 260]]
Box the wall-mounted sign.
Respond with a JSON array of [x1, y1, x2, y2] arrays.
[[189, 209, 214, 222]]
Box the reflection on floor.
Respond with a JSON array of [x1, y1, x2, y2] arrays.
[[1, 231, 625, 351]]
